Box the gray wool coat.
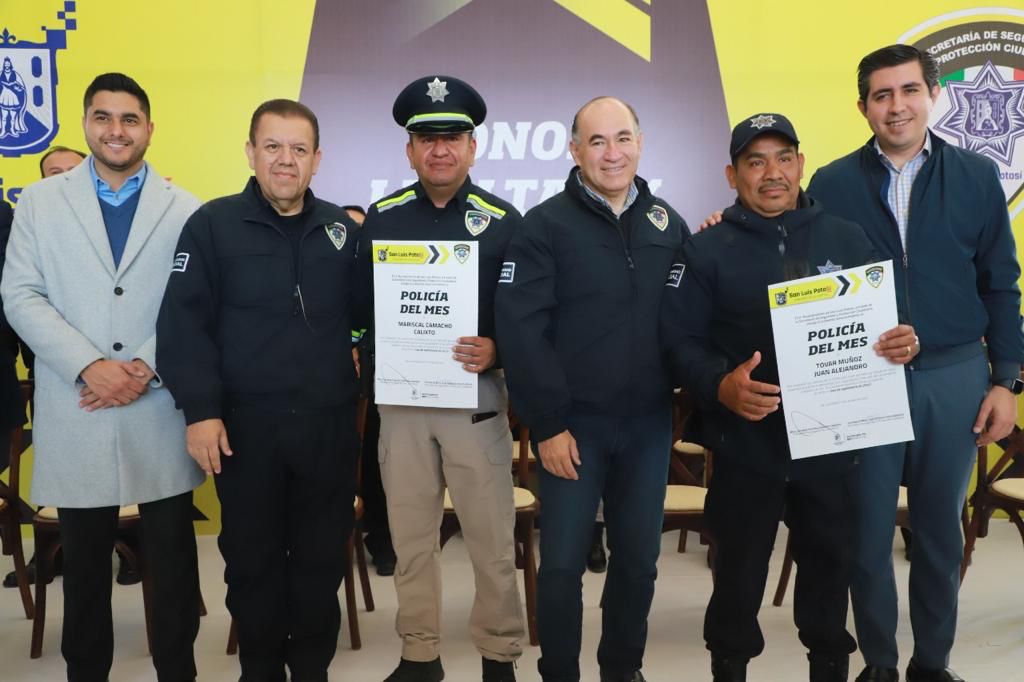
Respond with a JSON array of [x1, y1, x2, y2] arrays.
[[1, 160, 205, 507]]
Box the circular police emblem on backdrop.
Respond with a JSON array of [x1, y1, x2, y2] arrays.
[[901, 10, 1024, 217]]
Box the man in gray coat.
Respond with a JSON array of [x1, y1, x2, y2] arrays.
[[1, 72, 204, 682]]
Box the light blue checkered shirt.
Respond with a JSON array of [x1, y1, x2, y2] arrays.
[[576, 170, 638, 217], [875, 132, 932, 251]]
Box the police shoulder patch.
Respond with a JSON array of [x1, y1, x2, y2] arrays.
[[647, 205, 669, 231], [465, 210, 491, 236], [665, 262, 685, 287], [325, 222, 347, 250], [172, 252, 189, 273], [498, 262, 516, 284]]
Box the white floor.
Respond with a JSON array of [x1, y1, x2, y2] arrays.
[[1, 524, 1023, 681]]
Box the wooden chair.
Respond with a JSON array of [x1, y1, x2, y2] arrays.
[[0, 379, 33, 619], [440, 419, 539, 646], [772, 486, 910, 606], [663, 440, 713, 571], [962, 429, 1024, 582], [31, 504, 151, 657]]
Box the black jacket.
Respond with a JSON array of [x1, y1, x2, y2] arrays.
[[496, 168, 688, 441], [0, 200, 25, 442], [156, 177, 364, 424], [360, 177, 520, 355], [660, 193, 875, 479]]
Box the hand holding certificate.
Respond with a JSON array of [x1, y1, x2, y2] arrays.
[[373, 240, 479, 408], [768, 260, 914, 459]]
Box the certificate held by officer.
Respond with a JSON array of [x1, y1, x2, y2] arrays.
[[769, 260, 916, 459], [373, 239, 479, 408]]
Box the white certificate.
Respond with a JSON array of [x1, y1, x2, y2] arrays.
[[373, 240, 478, 408], [768, 260, 913, 459]]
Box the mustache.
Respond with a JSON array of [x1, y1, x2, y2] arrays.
[[759, 181, 789, 191]]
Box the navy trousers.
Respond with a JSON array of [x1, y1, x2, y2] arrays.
[[852, 352, 989, 669], [535, 408, 671, 682]]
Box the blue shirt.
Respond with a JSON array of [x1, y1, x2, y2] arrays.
[[875, 131, 932, 251], [88, 156, 147, 207]]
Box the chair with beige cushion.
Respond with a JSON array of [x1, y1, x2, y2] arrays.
[[962, 428, 1024, 582], [31, 504, 149, 658], [663, 440, 713, 564]]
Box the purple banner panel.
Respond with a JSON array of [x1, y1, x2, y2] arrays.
[[302, 0, 734, 222]]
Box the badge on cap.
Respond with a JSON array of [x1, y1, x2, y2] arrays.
[[465, 210, 491, 236], [647, 205, 669, 231], [426, 77, 449, 103], [325, 222, 347, 251], [749, 114, 777, 130]]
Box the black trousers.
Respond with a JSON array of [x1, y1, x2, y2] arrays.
[[58, 491, 200, 682], [216, 404, 358, 682], [703, 456, 858, 662], [358, 401, 392, 558]]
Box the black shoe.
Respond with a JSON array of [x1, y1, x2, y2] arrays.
[[115, 553, 141, 585], [855, 666, 899, 682], [599, 671, 646, 682], [374, 552, 397, 577], [587, 524, 607, 573], [809, 653, 849, 681], [383, 658, 444, 682], [3, 555, 56, 588], [482, 657, 515, 682], [905, 659, 964, 681], [711, 656, 747, 682]]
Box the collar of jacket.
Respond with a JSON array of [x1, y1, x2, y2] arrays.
[[857, 129, 947, 184], [409, 175, 475, 211], [239, 176, 331, 230], [562, 165, 653, 220], [721, 190, 819, 235]]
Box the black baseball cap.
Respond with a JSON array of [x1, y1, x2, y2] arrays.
[[392, 75, 486, 133], [729, 113, 800, 162]]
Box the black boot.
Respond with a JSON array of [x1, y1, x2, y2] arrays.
[[711, 656, 747, 682], [854, 666, 899, 682], [599, 671, 646, 681], [586, 522, 607, 573], [482, 657, 515, 682], [383, 658, 444, 682], [809, 653, 849, 681]]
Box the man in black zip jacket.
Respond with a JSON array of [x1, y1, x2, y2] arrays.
[[808, 46, 1024, 682], [156, 99, 363, 682], [661, 113, 918, 682], [496, 97, 687, 682]]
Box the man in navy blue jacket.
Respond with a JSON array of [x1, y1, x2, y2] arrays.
[[809, 45, 1024, 682]]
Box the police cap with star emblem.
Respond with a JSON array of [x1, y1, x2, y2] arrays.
[[729, 112, 800, 162], [392, 75, 486, 133]]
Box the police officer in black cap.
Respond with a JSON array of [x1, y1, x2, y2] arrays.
[[662, 113, 917, 682], [361, 75, 525, 682]]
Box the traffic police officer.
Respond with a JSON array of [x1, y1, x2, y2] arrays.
[[361, 76, 524, 682], [496, 96, 687, 682], [156, 99, 363, 681]]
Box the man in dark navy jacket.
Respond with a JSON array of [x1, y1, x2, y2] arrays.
[[663, 113, 917, 682], [809, 45, 1024, 682], [497, 96, 687, 682]]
